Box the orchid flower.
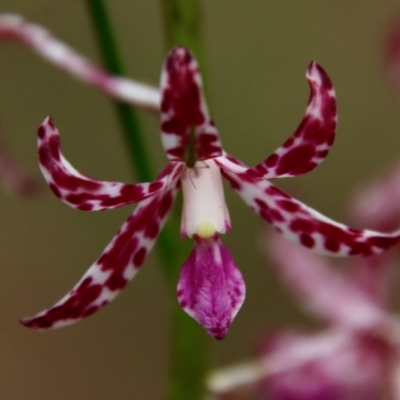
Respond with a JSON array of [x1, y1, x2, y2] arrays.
[[21, 46, 400, 339], [208, 234, 400, 399]]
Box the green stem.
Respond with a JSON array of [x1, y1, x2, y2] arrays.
[[161, 1, 210, 400], [85, 0, 152, 182]]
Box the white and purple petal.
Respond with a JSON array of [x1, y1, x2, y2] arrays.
[[21, 165, 182, 329], [249, 62, 337, 179], [0, 14, 160, 110], [177, 235, 245, 339], [268, 234, 388, 330], [38, 117, 181, 211], [160, 47, 222, 161], [223, 171, 400, 256]]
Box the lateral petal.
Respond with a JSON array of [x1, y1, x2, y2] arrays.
[[223, 171, 400, 256], [21, 168, 181, 329], [249, 62, 337, 179], [177, 236, 245, 339], [160, 47, 222, 161], [38, 117, 183, 211]]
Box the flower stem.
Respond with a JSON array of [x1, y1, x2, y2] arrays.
[[85, 0, 152, 182]]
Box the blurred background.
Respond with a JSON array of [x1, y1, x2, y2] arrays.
[[0, 1, 399, 399]]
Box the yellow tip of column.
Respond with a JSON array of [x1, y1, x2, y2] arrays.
[[196, 220, 216, 239]]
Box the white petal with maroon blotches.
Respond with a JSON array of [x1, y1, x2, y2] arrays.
[[0, 14, 160, 110], [268, 234, 388, 330], [160, 47, 222, 161], [38, 117, 180, 211], [21, 167, 181, 330], [249, 62, 337, 180], [223, 171, 400, 256], [177, 236, 245, 339]]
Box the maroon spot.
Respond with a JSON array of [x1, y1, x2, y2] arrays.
[[265, 153, 279, 168], [76, 277, 93, 293], [277, 199, 300, 212], [144, 222, 160, 239], [133, 247, 147, 267], [265, 185, 290, 198], [290, 218, 314, 233], [120, 184, 145, 201], [159, 191, 174, 219], [49, 183, 62, 198], [282, 136, 294, 148], [38, 146, 52, 170], [368, 236, 399, 250], [38, 126, 46, 139], [255, 198, 268, 210], [317, 149, 329, 158], [105, 273, 128, 291], [276, 144, 315, 175], [48, 135, 60, 161], [324, 238, 340, 252], [149, 181, 163, 193], [79, 203, 93, 211], [300, 234, 315, 248], [269, 208, 285, 222], [302, 120, 329, 145]]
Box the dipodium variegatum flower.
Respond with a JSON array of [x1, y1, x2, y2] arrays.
[[22, 46, 400, 339]]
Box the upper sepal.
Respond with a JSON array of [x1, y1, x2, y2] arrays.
[[38, 117, 173, 211], [177, 235, 245, 339], [249, 62, 337, 179], [160, 47, 222, 162]]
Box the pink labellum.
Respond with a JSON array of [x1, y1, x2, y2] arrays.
[[38, 117, 175, 211], [248, 62, 337, 179], [160, 47, 222, 161], [177, 236, 245, 339], [223, 171, 400, 256], [21, 165, 181, 329], [0, 14, 160, 110]]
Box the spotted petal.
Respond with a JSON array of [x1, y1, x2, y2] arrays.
[[268, 234, 388, 330], [0, 14, 160, 110], [249, 62, 337, 179], [223, 171, 400, 256], [160, 47, 222, 161], [177, 235, 245, 339], [38, 117, 178, 211], [21, 166, 181, 329]]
